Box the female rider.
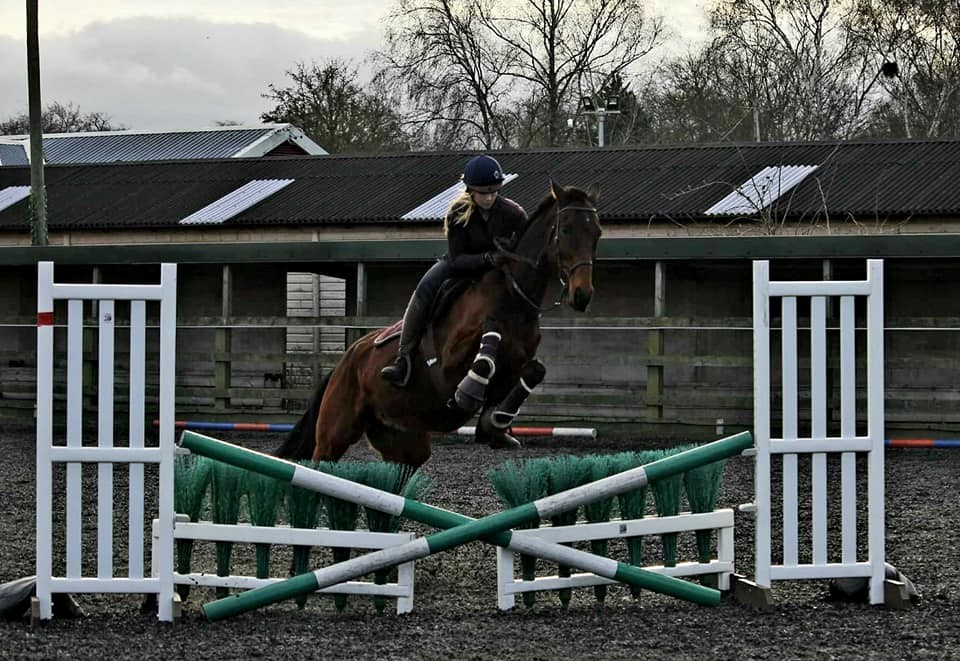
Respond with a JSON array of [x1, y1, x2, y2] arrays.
[[381, 154, 527, 387]]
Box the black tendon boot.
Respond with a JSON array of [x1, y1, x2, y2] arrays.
[[452, 331, 502, 412], [477, 360, 546, 449], [381, 294, 432, 387]]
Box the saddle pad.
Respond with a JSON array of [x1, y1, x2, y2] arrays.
[[373, 319, 403, 346]]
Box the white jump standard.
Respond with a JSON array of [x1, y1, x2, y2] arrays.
[[741, 259, 887, 606], [35, 262, 179, 622]]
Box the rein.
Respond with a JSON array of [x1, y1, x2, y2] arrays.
[[498, 202, 599, 313]]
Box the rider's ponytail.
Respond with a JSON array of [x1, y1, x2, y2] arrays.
[[443, 192, 476, 235]]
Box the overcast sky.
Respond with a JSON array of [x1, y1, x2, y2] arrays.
[[0, 1, 708, 132]]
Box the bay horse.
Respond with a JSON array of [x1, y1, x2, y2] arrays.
[[276, 179, 602, 470]]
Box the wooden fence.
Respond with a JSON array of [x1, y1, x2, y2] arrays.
[[4, 311, 959, 438]]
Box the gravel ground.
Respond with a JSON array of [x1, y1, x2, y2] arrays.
[[1, 425, 958, 660]]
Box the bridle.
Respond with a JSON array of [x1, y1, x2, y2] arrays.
[[555, 204, 599, 288], [496, 201, 599, 313]]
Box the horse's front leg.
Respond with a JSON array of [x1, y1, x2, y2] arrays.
[[451, 328, 502, 413], [476, 359, 546, 449]]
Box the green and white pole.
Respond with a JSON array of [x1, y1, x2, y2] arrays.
[[180, 430, 753, 621]]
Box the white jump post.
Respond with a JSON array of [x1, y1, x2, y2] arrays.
[[749, 259, 885, 604], [35, 262, 178, 622]]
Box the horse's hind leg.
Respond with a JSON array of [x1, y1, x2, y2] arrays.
[[311, 368, 368, 462], [476, 359, 547, 448]]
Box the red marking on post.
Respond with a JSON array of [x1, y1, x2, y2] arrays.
[[512, 427, 554, 436], [232, 423, 273, 431], [37, 311, 55, 326], [886, 439, 934, 448]]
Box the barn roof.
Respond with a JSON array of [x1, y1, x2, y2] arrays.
[[0, 143, 29, 166], [0, 124, 326, 165], [0, 137, 959, 232]]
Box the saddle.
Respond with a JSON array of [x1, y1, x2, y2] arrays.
[[373, 278, 475, 347], [373, 277, 479, 399]]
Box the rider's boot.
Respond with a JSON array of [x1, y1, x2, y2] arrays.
[[381, 294, 431, 388]]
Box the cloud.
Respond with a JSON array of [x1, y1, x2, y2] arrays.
[[0, 16, 382, 130]]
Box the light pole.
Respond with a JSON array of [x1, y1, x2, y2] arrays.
[[579, 95, 620, 147]]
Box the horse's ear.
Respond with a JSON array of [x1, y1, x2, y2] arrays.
[[550, 178, 564, 201], [587, 182, 601, 204]]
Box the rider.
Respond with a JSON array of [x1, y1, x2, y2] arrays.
[[381, 154, 528, 387]]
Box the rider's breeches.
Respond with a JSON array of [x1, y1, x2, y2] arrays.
[[398, 258, 456, 353], [413, 257, 456, 302]]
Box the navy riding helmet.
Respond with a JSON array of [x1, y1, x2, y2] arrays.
[[463, 155, 505, 190]]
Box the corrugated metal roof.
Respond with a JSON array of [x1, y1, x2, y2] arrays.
[[0, 186, 30, 212], [3, 138, 960, 232], [401, 173, 519, 219], [43, 128, 270, 163], [0, 125, 326, 165], [180, 179, 294, 225], [705, 165, 819, 215], [0, 143, 28, 166]]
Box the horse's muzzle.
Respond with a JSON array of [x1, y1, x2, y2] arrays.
[[565, 261, 594, 312], [571, 286, 593, 312]]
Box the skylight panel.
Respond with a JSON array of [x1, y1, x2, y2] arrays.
[[180, 179, 294, 225], [705, 165, 818, 216], [402, 173, 519, 220], [0, 186, 31, 212]]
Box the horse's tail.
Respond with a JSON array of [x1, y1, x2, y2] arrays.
[[274, 370, 332, 460]]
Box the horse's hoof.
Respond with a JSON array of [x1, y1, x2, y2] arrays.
[[488, 432, 521, 450]]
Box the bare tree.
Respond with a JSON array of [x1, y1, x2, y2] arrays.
[[705, 0, 879, 140], [1, 101, 121, 136], [376, 0, 663, 149], [850, 0, 960, 138], [376, 0, 519, 149], [478, 0, 663, 146], [651, 48, 762, 144], [261, 60, 410, 153]]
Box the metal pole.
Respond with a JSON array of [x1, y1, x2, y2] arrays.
[[26, 0, 47, 246], [597, 110, 605, 147]]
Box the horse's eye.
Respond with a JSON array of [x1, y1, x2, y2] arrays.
[[561, 225, 572, 236]]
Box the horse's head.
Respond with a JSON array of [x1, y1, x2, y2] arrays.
[[550, 179, 602, 312]]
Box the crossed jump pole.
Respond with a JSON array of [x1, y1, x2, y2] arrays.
[[179, 429, 754, 621]]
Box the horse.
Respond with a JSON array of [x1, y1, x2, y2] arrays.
[[276, 179, 602, 470]]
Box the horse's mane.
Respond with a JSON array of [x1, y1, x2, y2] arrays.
[[528, 193, 557, 226]]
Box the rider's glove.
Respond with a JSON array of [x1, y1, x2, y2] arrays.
[[483, 251, 506, 267]]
